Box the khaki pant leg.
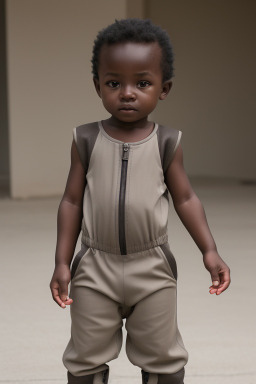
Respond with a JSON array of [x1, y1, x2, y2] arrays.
[[125, 287, 188, 374], [63, 287, 123, 377]]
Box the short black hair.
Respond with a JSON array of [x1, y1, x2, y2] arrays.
[[91, 18, 174, 82]]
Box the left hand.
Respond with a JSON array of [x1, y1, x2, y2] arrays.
[[203, 250, 231, 295]]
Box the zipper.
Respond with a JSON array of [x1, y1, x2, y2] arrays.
[[119, 143, 130, 255]]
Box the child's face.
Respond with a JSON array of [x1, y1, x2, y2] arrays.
[[94, 42, 171, 125]]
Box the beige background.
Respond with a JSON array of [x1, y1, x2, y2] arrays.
[[3, 0, 256, 198], [148, 0, 256, 180]]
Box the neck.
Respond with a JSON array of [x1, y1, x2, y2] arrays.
[[101, 117, 155, 143], [105, 116, 151, 131]]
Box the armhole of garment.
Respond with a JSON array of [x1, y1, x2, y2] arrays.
[[157, 125, 183, 174], [164, 129, 182, 174], [173, 130, 182, 156], [73, 126, 77, 145], [72, 126, 86, 170], [72, 122, 100, 172]]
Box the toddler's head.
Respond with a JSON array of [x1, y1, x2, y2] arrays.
[[92, 18, 174, 83]]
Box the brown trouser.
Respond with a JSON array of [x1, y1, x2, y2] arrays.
[[63, 244, 188, 382]]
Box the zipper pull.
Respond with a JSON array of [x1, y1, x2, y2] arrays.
[[122, 143, 130, 160]]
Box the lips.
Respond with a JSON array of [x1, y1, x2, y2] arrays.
[[119, 105, 137, 111]]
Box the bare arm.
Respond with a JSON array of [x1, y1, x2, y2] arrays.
[[50, 140, 86, 307], [165, 145, 231, 294]]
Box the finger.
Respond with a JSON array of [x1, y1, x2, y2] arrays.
[[208, 280, 219, 294], [211, 278, 220, 287], [51, 285, 66, 308], [63, 296, 73, 306], [209, 286, 218, 294], [216, 269, 231, 294], [209, 281, 220, 289], [209, 278, 230, 295], [208, 266, 220, 285], [59, 280, 69, 303], [221, 268, 231, 287], [216, 280, 230, 295]]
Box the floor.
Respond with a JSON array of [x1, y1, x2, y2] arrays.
[[0, 179, 255, 384]]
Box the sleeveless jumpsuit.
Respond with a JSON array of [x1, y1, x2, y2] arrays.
[[63, 121, 188, 384]]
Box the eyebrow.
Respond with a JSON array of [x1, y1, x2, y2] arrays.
[[103, 71, 153, 78]]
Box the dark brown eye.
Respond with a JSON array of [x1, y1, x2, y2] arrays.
[[137, 81, 150, 88], [107, 81, 120, 88]]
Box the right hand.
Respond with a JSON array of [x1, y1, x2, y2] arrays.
[[50, 264, 73, 308], [203, 250, 231, 295]]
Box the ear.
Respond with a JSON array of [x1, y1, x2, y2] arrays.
[[93, 77, 101, 98], [159, 80, 172, 100]]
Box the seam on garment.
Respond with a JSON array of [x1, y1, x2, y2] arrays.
[[164, 130, 182, 173], [86, 128, 101, 178], [158, 246, 177, 282], [122, 255, 125, 306], [173, 130, 182, 154], [81, 236, 120, 254], [70, 245, 89, 280], [159, 244, 178, 280], [127, 234, 168, 253], [81, 234, 169, 255]]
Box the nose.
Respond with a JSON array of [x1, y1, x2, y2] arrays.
[[119, 85, 136, 101]]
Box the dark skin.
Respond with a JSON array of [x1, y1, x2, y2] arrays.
[[50, 41, 230, 308]]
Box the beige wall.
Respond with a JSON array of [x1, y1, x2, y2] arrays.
[[6, 0, 126, 198], [0, 0, 9, 192], [148, 0, 256, 180], [6, 0, 256, 198], [126, 0, 145, 18]]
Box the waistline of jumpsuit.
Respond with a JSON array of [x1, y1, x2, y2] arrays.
[[81, 233, 169, 255]]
